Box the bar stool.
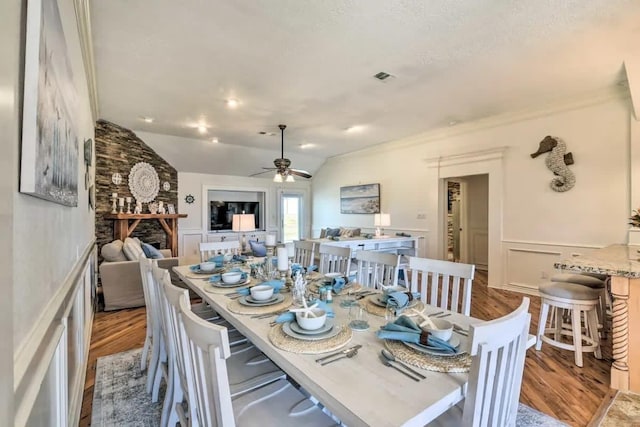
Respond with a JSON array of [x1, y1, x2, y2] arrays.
[[550, 273, 609, 333], [536, 281, 602, 367]]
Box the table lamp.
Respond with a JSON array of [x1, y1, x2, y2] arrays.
[[232, 212, 256, 252], [374, 213, 391, 237]]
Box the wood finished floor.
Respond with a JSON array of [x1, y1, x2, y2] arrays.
[[79, 270, 611, 427]]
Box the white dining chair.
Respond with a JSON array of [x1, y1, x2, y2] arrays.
[[138, 258, 165, 397], [408, 257, 475, 316], [292, 240, 317, 268], [428, 298, 532, 427], [318, 244, 352, 276], [199, 240, 241, 262], [179, 297, 339, 426], [161, 275, 287, 426], [355, 250, 400, 288]]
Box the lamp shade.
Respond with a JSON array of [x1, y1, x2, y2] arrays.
[[232, 214, 256, 232], [374, 213, 391, 227]]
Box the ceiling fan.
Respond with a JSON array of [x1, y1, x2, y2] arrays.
[[251, 124, 312, 182]]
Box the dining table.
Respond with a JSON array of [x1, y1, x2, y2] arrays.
[[173, 264, 523, 427]]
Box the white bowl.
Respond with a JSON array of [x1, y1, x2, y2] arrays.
[[421, 318, 453, 341], [221, 272, 242, 284], [296, 308, 327, 331], [250, 285, 274, 301], [199, 262, 217, 272]]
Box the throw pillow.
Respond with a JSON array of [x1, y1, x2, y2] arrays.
[[339, 227, 350, 237], [141, 242, 164, 259], [326, 227, 341, 238], [319, 228, 327, 238], [249, 240, 267, 257], [101, 240, 128, 262], [350, 228, 361, 237], [123, 237, 146, 260]]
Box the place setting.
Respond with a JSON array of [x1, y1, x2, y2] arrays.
[[203, 269, 251, 293], [376, 312, 472, 373], [268, 298, 353, 355], [185, 259, 225, 278], [362, 286, 424, 317], [308, 272, 362, 297], [226, 280, 292, 315]]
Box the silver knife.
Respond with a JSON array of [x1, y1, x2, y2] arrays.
[[315, 345, 362, 363]]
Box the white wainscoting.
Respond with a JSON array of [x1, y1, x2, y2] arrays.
[[501, 239, 602, 295], [14, 241, 96, 427]]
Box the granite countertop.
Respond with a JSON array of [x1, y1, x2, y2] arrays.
[[554, 244, 640, 278]]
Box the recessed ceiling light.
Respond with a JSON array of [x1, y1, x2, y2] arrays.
[[448, 120, 458, 126], [373, 71, 395, 82], [211, 137, 219, 143], [141, 116, 154, 123], [197, 125, 208, 134], [226, 98, 240, 108], [299, 143, 314, 149], [345, 125, 365, 133]]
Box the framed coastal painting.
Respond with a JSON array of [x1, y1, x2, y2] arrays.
[[20, 0, 79, 206], [340, 183, 380, 214]]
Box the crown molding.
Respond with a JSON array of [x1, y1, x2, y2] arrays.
[[73, 0, 99, 120]]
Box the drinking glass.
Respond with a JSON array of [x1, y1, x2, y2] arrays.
[[385, 302, 397, 323], [340, 288, 357, 308], [348, 304, 369, 331]]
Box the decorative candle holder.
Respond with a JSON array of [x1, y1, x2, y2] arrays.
[[111, 195, 118, 214], [126, 197, 132, 214], [265, 244, 275, 276]]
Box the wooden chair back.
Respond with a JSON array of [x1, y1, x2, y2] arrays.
[[355, 250, 400, 288], [408, 257, 475, 316], [162, 274, 199, 426], [462, 298, 531, 426], [180, 297, 235, 427], [199, 240, 241, 262], [292, 240, 317, 268], [318, 244, 352, 276]]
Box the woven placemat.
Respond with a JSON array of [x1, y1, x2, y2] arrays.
[[268, 323, 353, 354], [202, 279, 253, 294], [384, 340, 471, 373], [227, 294, 292, 315], [363, 295, 425, 318]]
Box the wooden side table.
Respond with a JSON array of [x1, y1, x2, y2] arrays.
[[104, 213, 187, 257]]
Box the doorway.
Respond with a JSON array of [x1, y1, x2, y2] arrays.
[[444, 174, 488, 271]]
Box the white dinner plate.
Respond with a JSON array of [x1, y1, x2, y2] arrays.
[[402, 336, 461, 357], [244, 294, 279, 305], [282, 320, 341, 341], [238, 294, 284, 307], [289, 318, 334, 335], [209, 277, 251, 288], [190, 266, 224, 275]]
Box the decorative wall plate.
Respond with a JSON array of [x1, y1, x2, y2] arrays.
[[128, 162, 160, 203], [111, 172, 122, 185], [185, 194, 195, 204]]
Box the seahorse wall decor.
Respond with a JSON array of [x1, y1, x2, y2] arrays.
[[530, 135, 575, 192]]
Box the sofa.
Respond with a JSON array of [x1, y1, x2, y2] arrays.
[[99, 238, 181, 311]]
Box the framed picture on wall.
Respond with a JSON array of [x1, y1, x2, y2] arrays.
[[20, 0, 79, 206], [340, 183, 380, 214]]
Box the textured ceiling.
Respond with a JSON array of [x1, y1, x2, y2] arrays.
[[91, 0, 640, 177]]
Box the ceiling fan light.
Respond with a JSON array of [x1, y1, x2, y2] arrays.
[[273, 173, 283, 183], [285, 174, 295, 183]]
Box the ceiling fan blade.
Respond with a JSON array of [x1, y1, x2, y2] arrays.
[[249, 170, 274, 177], [289, 169, 312, 179]]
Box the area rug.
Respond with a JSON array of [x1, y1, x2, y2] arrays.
[[597, 391, 640, 426], [91, 348, 161, 427], [91, 348, 566, 426]]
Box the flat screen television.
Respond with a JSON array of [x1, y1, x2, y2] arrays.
[[209, 201, 261, 231]]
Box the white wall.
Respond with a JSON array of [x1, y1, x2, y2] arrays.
[[4, 0, 96, 424], [178, 172, 311, 261], [313, 94, 631, 290]]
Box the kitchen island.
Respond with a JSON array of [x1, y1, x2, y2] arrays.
[[555, 244, 640, 392]]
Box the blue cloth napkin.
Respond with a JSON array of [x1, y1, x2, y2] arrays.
[[376, 316, 457, 353], [331, 276, 346, 293], [381, 289, 421, 314], [233, 280, 285, 296], [207, 274, 222, 282], [207, 255, 225, 265], [232, 254, 247, 262], [275, 300, 335, 324], [308, 264, 318, 272]]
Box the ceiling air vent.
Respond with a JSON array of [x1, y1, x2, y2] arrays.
[[373, 71, 394, 81]]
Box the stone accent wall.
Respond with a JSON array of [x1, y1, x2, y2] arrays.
[[95, 120, 178, 259]]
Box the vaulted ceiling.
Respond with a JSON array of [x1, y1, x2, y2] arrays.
[[91, 0, 640, 178]]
